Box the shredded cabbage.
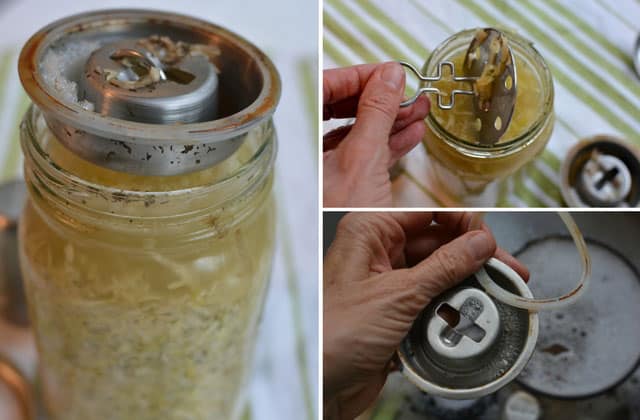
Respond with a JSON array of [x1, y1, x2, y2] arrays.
[[20, 118, 275, 419]]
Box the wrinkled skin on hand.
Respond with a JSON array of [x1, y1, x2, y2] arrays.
[[323, 212, 529, 419]]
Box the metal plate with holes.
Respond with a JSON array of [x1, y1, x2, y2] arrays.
[[463, 28, 517, 145]]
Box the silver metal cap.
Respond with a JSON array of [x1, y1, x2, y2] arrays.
[[80, 39, 219, 124], [19, 10, 281, 176], [561, 135, 640, 207], [464, 28, 518, 145]]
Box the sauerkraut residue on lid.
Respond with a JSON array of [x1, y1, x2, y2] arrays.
[[430, 51, 543, 145]]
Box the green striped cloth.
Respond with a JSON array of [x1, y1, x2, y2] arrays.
[[324, 0, 640, 208], [0, 49, 318, 420]]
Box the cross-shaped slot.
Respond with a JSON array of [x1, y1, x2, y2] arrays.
[[436, 298, 487, 347], [595, 166, 620, 190]]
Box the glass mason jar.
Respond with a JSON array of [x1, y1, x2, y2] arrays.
[[19, 105, 276, 419], [421, 29, 555, 206], [17, 10, 279, 420]]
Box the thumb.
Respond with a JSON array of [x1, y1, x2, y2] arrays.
[[348, 62, 405, 149], [403, 230, 497, 315]]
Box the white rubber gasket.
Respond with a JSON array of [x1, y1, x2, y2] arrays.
[[476, 212, 591, 312]]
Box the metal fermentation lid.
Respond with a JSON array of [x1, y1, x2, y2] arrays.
[[561, 135, 640, 207], [18, 9, 281, 176]]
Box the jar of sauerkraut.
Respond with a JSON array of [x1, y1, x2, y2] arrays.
[[17, 10, 279, 420], [421, 29, 554, 206]]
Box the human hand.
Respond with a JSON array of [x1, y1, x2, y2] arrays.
[[323, 212, 529, 419], [323, 63, 430, 207]]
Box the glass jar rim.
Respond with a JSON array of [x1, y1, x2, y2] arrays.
[[424, 28, 554, 158], [21, 105, 276, 221]]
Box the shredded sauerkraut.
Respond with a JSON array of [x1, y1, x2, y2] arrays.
[[20, 113, 275, 419], [430, 51, 543, 144]]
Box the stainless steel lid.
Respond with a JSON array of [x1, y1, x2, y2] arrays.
[[561, 136, 640, 207], [398, 259, 539, 400], [80, 38, 219, 124], [18, 9, 281, 176]]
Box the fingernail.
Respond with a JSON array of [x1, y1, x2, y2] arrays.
[[467, 231, 494, 261], [381, 62, 404, 91]]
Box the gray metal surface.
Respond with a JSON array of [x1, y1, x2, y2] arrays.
[[486, 212, 640, 399], [81, 39, 219, 124], [18, 9, 281, 176], [517, 237, 640, 398]]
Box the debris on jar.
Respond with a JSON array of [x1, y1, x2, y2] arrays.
[[136, 35, 221, 67], [100, 35, 220, 90], [472, 29, 510, 112]]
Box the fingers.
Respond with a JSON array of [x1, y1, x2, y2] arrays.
[[324, 88, 429, 122], [323, 64, 379, 119], [433, 212, 484, 232], [324, 63, 428, 121], [400, 212, 529, 282], [389, 212, 434, 235], [406, 230, 497, 309], [391, 95, 430, 133], [387, 120, 426, 167], [346, 62, 405, 149], [323, 95, 428, 154]]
